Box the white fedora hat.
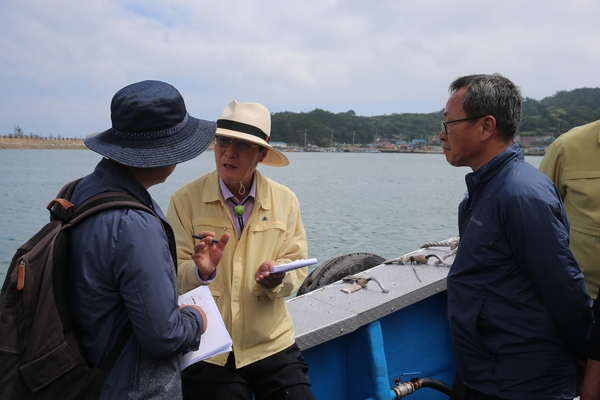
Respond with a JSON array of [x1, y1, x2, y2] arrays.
[[215, 100, 289, 167]]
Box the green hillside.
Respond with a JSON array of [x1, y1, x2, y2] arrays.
[[272, 87, 600, 148]]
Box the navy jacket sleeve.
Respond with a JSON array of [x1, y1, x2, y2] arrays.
[[113, 209, 203, 357], [502, 172, 593, 359]]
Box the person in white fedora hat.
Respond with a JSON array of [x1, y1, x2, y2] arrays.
[[68, 80, 229, 399], [168, 100, 316, 400]]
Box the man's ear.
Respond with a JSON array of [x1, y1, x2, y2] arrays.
[[259, 148, 268, 162], [480, 115, 497, 141]]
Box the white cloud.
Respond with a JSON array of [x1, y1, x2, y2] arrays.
[[1, 0, 599, 137]]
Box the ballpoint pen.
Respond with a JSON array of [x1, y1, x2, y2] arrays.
[[192, 235, 219, 244]]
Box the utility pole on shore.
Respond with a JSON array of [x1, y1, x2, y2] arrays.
[[330, 129, 333, 148], [372, 121, 375, 145], [304, 128, 307, 148]]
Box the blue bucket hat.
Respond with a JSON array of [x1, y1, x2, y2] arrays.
[[85, 80, 216, 168]]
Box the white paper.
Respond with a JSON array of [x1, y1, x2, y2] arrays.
[[178, 286, 232, 369], [270, 258, 318, 274]]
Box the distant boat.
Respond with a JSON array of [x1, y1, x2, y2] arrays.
[[289, 238, 458, 399]]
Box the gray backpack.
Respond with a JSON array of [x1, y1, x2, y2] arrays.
[[0, 179, 157, 400]]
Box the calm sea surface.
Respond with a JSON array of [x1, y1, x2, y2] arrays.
[[0, 149, 542, 282]]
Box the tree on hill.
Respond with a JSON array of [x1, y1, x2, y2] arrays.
[[271, 87, 600, 147], [519, 88, 600, 137]]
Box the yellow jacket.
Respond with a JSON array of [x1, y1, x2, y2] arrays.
[[539, 119, 600, 297], [167, 170, 308, 367]]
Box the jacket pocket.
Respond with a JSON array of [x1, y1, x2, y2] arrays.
[[247, 222, 287, 255], [562, 170, 600, 233]]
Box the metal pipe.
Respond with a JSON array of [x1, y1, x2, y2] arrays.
[[392, 377, 452, 398]]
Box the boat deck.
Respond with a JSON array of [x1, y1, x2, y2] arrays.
[[290, 246, 454, 350]]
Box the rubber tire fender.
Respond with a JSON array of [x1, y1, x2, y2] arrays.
[[296, 252, 385, 296]]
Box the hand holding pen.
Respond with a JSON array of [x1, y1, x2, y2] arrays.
[[192, 231, 230, 281], [192, 234, 220, 244]]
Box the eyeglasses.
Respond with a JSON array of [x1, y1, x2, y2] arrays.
[[214, 136, 261, 153], [440, 115, 487, 135]]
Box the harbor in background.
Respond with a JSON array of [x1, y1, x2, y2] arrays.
[[0, 149, 542, 283]]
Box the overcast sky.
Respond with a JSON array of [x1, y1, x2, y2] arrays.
[[1, 0, 599, 138]]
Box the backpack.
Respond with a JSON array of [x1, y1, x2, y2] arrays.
[[0, 179, 158, 400]]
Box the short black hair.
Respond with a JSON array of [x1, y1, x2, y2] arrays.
[[449, 74, 522, 142]]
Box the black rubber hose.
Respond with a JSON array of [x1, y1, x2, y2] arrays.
[[414, 377, 452, 395]]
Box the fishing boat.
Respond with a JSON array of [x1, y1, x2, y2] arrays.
[[288, 237, 459, 400]]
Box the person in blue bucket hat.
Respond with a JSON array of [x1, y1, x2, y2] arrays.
[[69, 80, 230, 399]]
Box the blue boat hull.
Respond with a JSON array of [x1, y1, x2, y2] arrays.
[[303, 293, 455, 399], [289, 240, 458, 399]]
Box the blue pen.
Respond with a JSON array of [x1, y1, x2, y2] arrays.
[[192, 235, 219, 244]]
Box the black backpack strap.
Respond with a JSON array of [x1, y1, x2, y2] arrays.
[[66, 191, 178, 271], [49, 181, 160, 224], [56, 178, 83, 199], [48, 179, 82, 221], [67, 192, 159, 225]]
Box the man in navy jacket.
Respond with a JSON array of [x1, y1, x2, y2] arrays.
[[439, 74, 593, 400]]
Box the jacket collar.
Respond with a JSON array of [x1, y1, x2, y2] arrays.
[[92, 158, 156, 207], [466, 142, 523, 189]]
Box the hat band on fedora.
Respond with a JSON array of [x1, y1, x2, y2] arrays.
[[217, 119, 269, 142], [112, 113, 189, 139]]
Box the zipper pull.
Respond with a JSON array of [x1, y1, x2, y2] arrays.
[[17, 259, 25, 290]]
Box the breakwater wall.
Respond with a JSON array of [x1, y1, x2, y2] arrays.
[[0, 138, 86, 150]]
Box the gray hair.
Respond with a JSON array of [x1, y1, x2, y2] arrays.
[[449, 74, 522, 141]]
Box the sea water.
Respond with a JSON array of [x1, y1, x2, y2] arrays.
[[0, 149, 542, 282]]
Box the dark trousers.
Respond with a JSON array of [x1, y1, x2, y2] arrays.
[[449, 373, 506, 400], [182, 343, 316, 400]]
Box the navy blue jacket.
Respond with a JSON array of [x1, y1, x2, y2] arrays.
[[447, 143, 593, 399], [68, 158, 203, 399]]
